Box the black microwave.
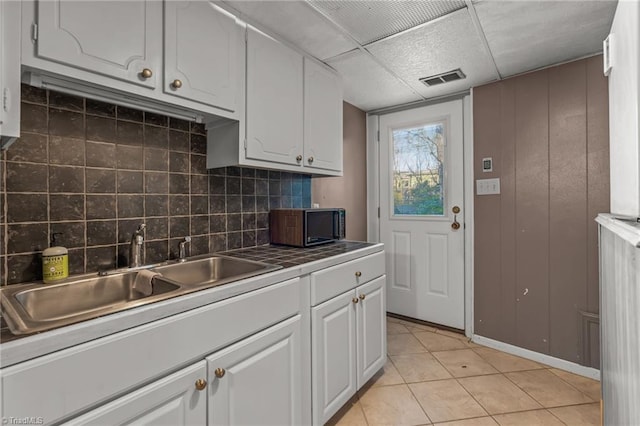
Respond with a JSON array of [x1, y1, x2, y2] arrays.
[[269, 208, 346, 247]]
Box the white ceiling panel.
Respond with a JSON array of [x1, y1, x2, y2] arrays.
[[476, 0, 617, 77], [327, 51, 422, 111], [307, 0, 467, 45], [367, 8, 499, 99], [222, 1, 358, 60]]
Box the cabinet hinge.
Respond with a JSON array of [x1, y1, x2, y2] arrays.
[[377, 130, 380, 142], [31, 23, 38, 42], [377, 207, 380, 218], [243, 138, 247, 152]]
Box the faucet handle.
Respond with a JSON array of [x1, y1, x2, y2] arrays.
[[178, 236, 191, 261], [137, 223, 146, 233], [183, 236, 191, 243]]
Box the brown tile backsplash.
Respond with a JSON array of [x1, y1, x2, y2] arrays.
[[0, 84, 311, 285]]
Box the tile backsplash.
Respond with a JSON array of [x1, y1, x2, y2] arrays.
[[0, 84, 311, 285]]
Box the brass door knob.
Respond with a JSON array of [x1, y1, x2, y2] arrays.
[[359, 294, 366, 300], [214, 367, 226, 378], [195, 378, 207, 390], [352, 297, 359, 304], [451, 215, 461, 230], [308, 156, 314, 164], [140, 68, 153, 79], [452, 205, 461, 214], [171, 79, 183, 89], [355, 271, 362, 277], [296, 155, 303, 163]]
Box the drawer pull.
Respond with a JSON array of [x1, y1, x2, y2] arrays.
[[214, 368, 226, 378], [296, 155, 303, 163], [195, 379, 207, 390], [352, 297, 359, 304], [355, 271, 362, 278], [140, 68, 153, 79], [359, 294, 366, 300]]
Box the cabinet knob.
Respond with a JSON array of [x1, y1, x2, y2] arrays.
[[355, 271, 362, 278], [308, 156, 314, 164], [296, 155, 303, 163], [195, 378, 207, 391], [359, 294, 366, 300], [171, 79, 183, 89], [214, 367, 226, 378], [352, 297, 359, 304], [140, 68, 153, 79]]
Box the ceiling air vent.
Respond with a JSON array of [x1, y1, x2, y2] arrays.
[[419, 69, 466, 87]]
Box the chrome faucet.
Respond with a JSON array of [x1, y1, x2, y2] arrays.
[[129, 223, 146, 268], [178, 236, 191, 262]]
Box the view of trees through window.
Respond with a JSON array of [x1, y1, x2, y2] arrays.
[[392, 122, 445, 216]]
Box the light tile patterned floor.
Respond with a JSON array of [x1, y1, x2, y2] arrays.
[[327, 316, 601, 426]]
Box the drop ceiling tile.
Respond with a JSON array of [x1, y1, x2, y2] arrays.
[[308, 0, 467, 45], [327, 51, 422, 111], [223, 1, 358, 60], [367, 8, 498, 99], [475, 0, 617, 77]]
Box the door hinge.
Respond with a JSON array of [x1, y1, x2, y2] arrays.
[[31, 23, 38, 42], [377, 207, 380, 218], [377, 130, 380, 142]]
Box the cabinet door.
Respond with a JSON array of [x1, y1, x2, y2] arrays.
[[246, 26, 303, 166], [62, 361, 207, 425], [304, 58, 343, 172], [207, 315, 302, 426], [35, 0, 161, 89], [356, 275, 387, 388], [312, 290, 357, 425], [164, 2, 241, 111]]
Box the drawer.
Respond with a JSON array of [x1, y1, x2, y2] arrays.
[[1, 277, 301, 424], [311, 251, 385, 305]]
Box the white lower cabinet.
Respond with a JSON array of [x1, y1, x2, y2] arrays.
[[207, 315, 302, 426], [62, 361, 207, 425], [312, 275, 386, 425]]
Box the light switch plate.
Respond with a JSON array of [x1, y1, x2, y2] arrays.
[[476, 178, 500, 195]]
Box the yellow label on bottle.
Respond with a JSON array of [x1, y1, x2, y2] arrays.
[[43, 254, 69, 282]]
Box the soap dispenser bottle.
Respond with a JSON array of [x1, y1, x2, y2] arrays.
[[42, 232, 69, 283]]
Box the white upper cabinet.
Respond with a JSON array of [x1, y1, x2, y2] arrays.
[[304, 58, 343, 173], [246, 26, 304, 166], [0, 0, 21, 142], [164, 2, 240, 112], [35, 0, 162, 89]]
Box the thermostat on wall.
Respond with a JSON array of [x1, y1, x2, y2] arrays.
[[482, 157, 493, 172]]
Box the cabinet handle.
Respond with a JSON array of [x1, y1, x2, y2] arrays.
[[214, 367, 226, 378], [195, 379, 207, 391], [171, 79, 183, 89], [359, 294, 366, 300], [355, 271, 362, 278], [296, 155, 302, 163], [308, 156, 314, 164], [352, 297, 359, 304], [140, 68, 153, 79]]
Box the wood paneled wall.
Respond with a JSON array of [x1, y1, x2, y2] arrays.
[[473, 56, 609, 367], [312, 102, 367, 241]]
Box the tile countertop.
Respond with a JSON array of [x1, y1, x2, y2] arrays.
[[0, 241, 382, 367]]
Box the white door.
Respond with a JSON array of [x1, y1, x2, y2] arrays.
[[303, 58, 343, 172], [207, 315, 302, 426], [36, 1, 161, 89], [311, 290, 357, 425], [379, 100, 465, 330], [356, 276, 386, 388], [62, 361, 207, 425], [246, 26, 303, 166], [164, 2, 241, 111]]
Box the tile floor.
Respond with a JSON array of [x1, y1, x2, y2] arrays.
[[328, 316, 601, 426]]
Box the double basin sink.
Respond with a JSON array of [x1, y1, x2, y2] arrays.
[[1, 255, 281, 335]]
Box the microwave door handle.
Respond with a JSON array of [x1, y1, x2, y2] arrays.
[[333, 211, 340, 239]]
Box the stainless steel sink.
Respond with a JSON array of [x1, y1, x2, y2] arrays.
[[1, 271, 182, 334], [151, 255, 282, 288], [1, 255, 280, 335]]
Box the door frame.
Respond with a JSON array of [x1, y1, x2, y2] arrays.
[[366, 94, 475, 336]]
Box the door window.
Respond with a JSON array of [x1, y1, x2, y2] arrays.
[[391, 122, 446, 216]]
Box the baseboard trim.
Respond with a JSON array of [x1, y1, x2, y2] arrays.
[[472, 334, 600, 381]]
